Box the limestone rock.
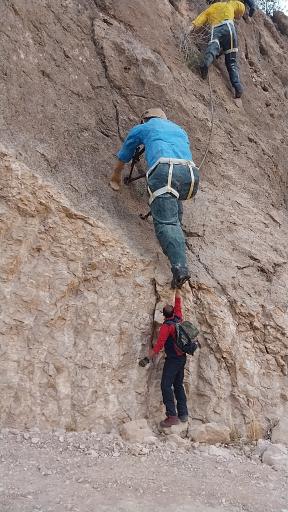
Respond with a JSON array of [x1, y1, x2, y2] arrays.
[[262, 443, 288, 472], [188, 423, 230, 444], [120, 419, 156, 444], [271, 416, 288, 445]]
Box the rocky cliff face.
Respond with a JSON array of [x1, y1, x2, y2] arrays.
[[0, 0, 288, 437]]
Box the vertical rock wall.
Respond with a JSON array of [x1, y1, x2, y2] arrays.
[[0, 0, 288, 436]]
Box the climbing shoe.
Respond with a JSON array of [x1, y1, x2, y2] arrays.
[[160, 416, 180, 428], [171, 266, 191, 289], [234, 86, 243, 99], [199, 62, 209, 80], [178, 415, 189, 423]]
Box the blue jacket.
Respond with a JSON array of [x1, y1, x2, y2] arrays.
[[117, 118, 193, 170]]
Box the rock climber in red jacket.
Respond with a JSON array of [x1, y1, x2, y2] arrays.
[[149, 289, 189, 428]]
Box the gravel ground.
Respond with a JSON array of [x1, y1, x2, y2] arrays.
[[0, 429, 287, 512]]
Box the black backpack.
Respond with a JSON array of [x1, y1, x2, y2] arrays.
[[175, 320, 201, 355]]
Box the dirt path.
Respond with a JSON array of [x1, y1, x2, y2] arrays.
[[1, 430, 287, 512]]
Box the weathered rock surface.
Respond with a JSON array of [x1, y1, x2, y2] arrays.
[[188, 422, 231, 444], [0, 1, 288, 437], [273, 11, 288, 37], [0, 151, 156, 431]]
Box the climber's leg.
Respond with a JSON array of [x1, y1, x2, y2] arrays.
[[150, 194, 190, 287], [199, 25, 221, 79], [225, 52, 243, 97], [178, 200, 183, 225], [148, 162, 198, 288], [221, 22, 243, 97]]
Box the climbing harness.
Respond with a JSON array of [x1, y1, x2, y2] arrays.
[[146, 158, 197, 205]]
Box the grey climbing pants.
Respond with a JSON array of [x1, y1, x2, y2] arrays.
[[148, 162, 199, 270], [203, 20, 243, 95]]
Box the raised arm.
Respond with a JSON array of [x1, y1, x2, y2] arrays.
[[109, 124, 143, 191], [149, 324, 170, 357], [234, 0, 246, 19], [173, 289, 183, 322], [192, 7, 209, 28]]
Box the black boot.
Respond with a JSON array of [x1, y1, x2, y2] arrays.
[[199, 62, 209, 80], [234, 86, 243, 98], [171, 266, 191, 289]]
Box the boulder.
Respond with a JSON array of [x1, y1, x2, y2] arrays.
[[188, 423, 230, 444], [271, 417, 288, 445], [262, 443, 288, 472], [120, 419, 156, 444]]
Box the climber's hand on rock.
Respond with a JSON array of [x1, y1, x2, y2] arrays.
[[109, 160, 125, 191], [109, 172, 121, 191]]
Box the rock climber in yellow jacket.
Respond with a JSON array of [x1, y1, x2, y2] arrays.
[[190, 0, 246, 98]]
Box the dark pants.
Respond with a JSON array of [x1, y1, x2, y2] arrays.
[[161, 357, 188, 417], [148, 163, 199, 273], [202, 22, 243, 95]]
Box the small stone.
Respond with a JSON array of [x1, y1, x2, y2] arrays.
[[31, 437, 40, 444], [87, 449, 98, 458], [42, 469, 52, 476], [166, 434, 189, 448], [23, 433, 30, 440], [59, 436, 64, 443]]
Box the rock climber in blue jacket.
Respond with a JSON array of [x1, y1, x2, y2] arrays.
[[109, 108, 199, 289]]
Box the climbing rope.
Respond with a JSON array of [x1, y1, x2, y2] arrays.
[[198, 72, 214, 170]]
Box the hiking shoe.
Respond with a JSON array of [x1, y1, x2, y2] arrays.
[[178, 415, 189, 423], [199, 63, 208, 80], [160, 416, 180, 428], [171, 266, 191, 289]]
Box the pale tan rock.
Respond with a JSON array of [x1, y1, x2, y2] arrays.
[[120, 419, 155, 443], [188, 423, 230, 444]]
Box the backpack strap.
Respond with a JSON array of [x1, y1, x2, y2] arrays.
[[164, 315, 181, 326]]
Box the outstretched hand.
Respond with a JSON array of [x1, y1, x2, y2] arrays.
[[109, 160, 125, 191], [109, 177, 121, 191]]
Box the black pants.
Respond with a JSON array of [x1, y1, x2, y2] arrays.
[[161, 357, 188, 417], [202, 21, 243, 95]]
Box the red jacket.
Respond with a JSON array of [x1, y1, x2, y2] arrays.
[[153, 296, 183, 355]]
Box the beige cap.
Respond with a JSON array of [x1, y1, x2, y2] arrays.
[[141, 108, 167, 121]]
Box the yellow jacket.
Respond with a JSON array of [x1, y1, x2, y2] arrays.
[[192, 1, 245, 28]]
